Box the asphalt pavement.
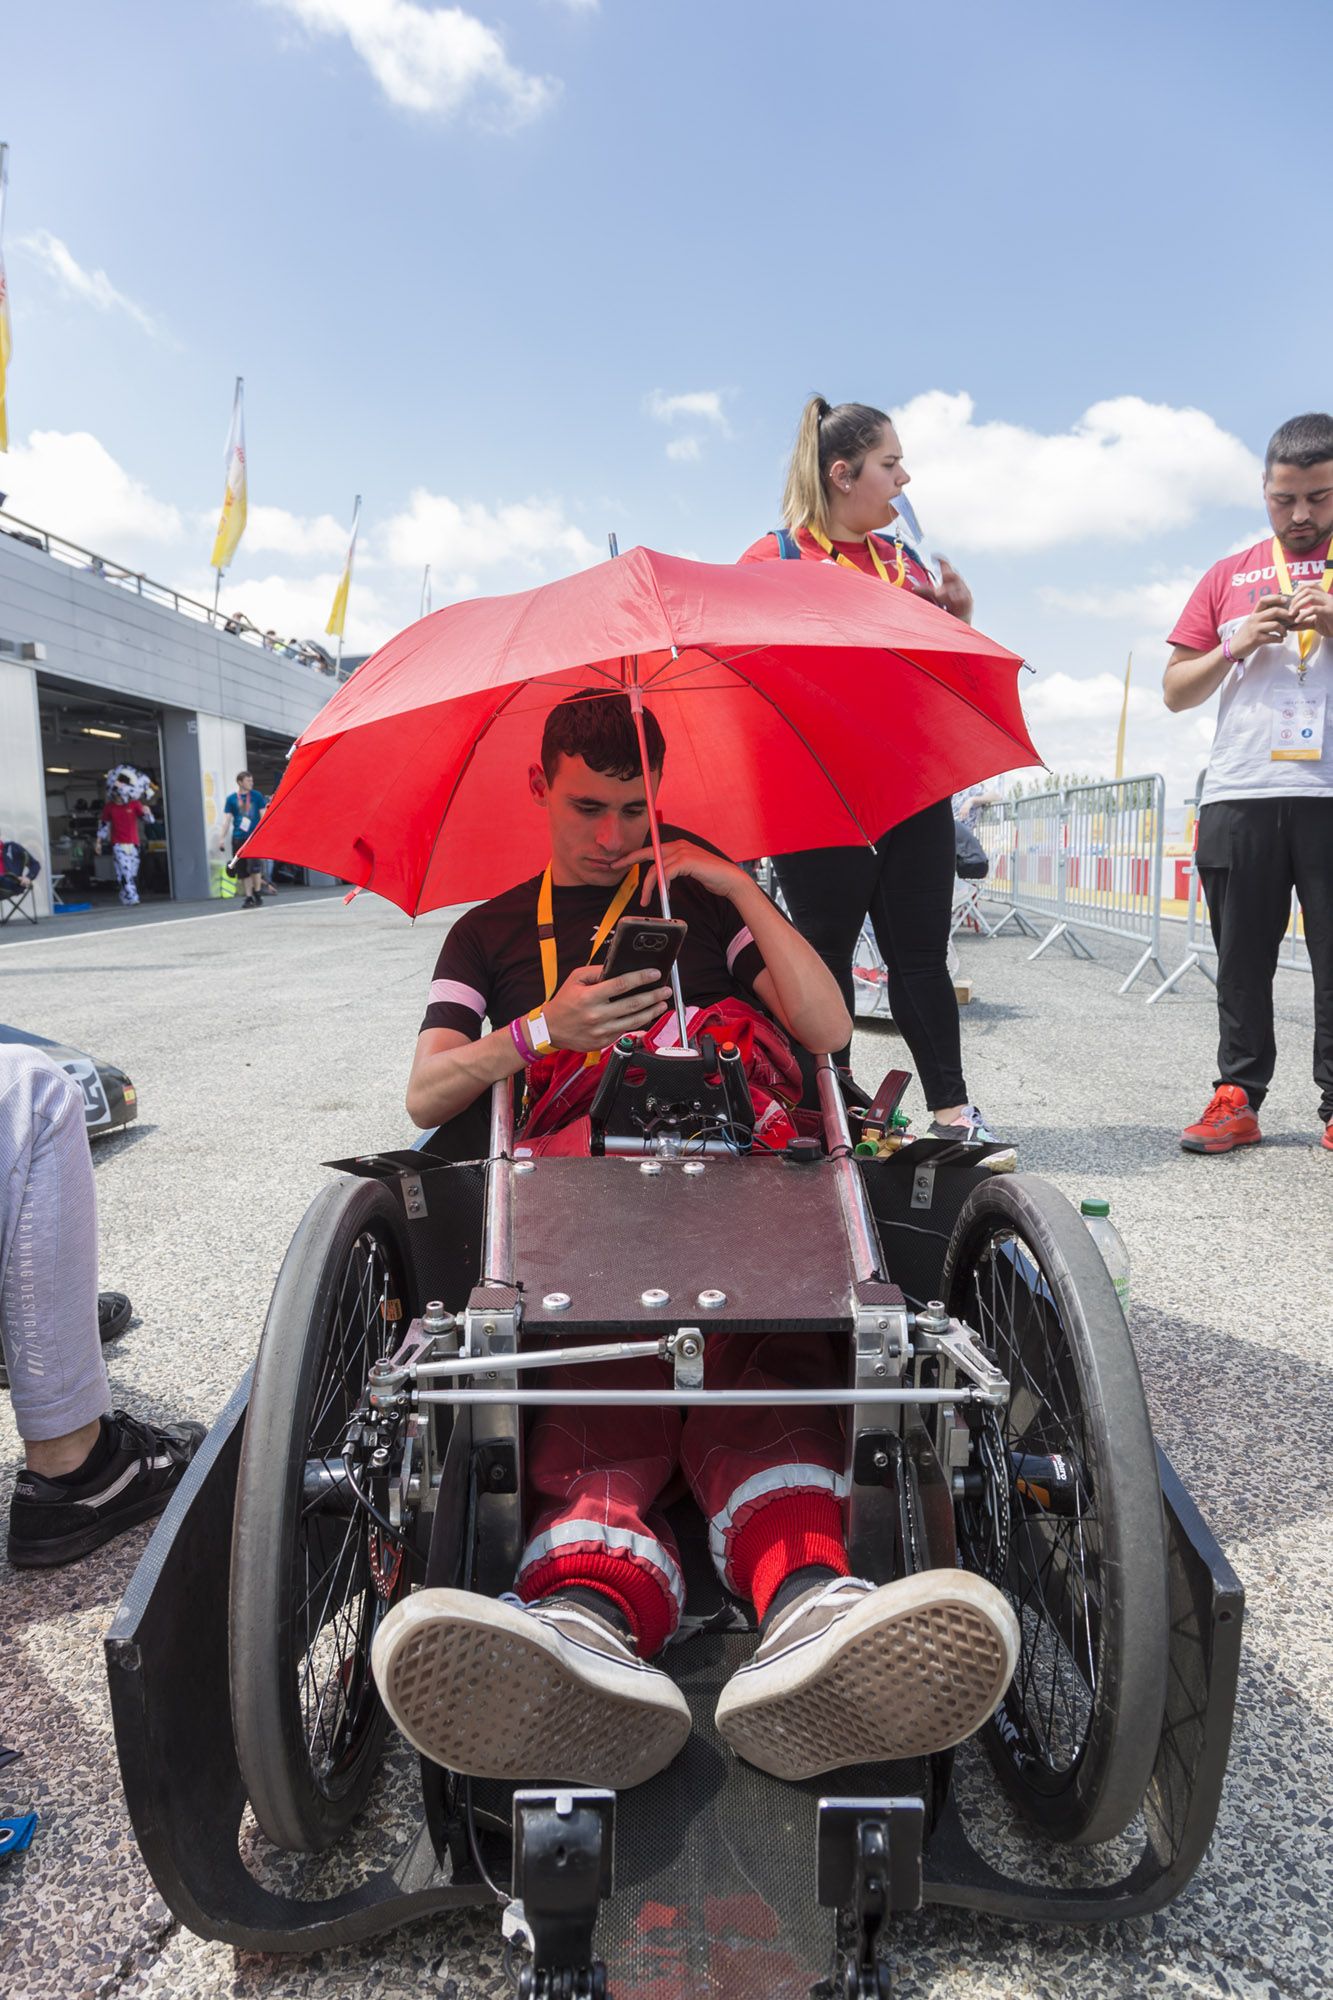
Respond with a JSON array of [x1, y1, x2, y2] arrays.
[[0, 889, 1329, 1999]]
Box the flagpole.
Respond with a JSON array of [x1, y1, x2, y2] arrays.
[[1114, 651, 1132, 779], [0, 142, 12, 455], [421, 564, 431, 619]]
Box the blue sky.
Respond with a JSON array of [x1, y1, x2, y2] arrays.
[[4, 0, 1330, 797]]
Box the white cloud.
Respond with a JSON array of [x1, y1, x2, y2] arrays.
[[1018, 667, 1216, 803], [2, 430, 182, 558], [381, 488, 600, 579], [263, 0, 556, 124], [665, 436, 702, 464], [1040, 573, 1202, 632], [648, 389, 728, 430], [17, 230, 161, 337], [227, 503, 353, 559], [206, 569, 397, 657], [892, 392, 1261, 553]]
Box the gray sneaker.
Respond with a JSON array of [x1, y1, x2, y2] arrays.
[[372, 1587, 692, 1790], [927, 1106, 1016, 1170], [714, 1571, 1019, 1780]]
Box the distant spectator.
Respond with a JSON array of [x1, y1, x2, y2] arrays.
[[0, 836, 41, 902], [223, 614, 244, 635], [219, 770, 268, 910], [262, 629, 277, 652]]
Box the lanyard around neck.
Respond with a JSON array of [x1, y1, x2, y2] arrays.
[[536, 861, 641, 1004], [1271, 535, 1333, 668], [805, 523, 905, 586]]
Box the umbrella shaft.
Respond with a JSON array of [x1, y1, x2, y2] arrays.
[[628, 678, 693, 1047]]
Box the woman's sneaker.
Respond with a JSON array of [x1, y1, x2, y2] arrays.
[[714, 1571, 1019, 1780], [7, 1409, 206, 1569], [372, 1588, 692, 1790], [1180, 1085, 1261, 1153], [926, 1106, 1016, 1171]]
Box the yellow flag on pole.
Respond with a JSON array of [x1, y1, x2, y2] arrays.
[[326, 494, 361, 639], [0, 144, 13, 454], [209, 377, 247, 571], [1114, 652, 1132, 779]]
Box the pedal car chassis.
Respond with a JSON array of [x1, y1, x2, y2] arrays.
[[106, 1061, 1242, 1995]]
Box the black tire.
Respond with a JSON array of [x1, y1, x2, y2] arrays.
[[942, 1174, 1169, 1845], [230, 1177, 415, 1852]]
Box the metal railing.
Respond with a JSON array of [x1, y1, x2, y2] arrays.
[[972, 774, 1169, 995], [0, 509, 350, 677], [1146, 782, 1311, 1004]]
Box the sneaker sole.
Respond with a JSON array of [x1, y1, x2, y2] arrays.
[[7, 1488, 176, 1569], [372, 1589, 691, 1790], [715, 1571, 1020, 1780], [1180, 1130, 1262, 1153]]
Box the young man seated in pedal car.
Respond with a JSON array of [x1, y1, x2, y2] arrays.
[[372, 692, 1018, 1793]]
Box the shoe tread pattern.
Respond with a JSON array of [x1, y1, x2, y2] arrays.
[[719, 1599, 1010, 1779], [382, 1617, 690, 1790]]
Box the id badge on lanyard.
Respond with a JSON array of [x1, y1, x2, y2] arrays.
[[1270, 686, 1327, 760]]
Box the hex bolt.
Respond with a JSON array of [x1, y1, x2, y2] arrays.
[[641, 1288, 670, 1309], [543, 1291, 572, 1313], [873, 1450, 890, 1470], [697, 1289, 727, 1310]]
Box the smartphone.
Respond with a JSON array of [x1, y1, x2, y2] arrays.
[[600, 915, 688, 983]]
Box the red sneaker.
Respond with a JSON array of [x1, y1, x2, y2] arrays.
[[1180, 1085, 1261, 1154], [1322, 1118, 1333, 1153]]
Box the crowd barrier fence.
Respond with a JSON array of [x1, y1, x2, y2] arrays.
[[1145, 783, 1311, 1004], [972, 774, 1169, 995]]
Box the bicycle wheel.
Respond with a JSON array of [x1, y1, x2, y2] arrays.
[[942, 1174, 1169, 1845], [229, 1177, 415, 1852]]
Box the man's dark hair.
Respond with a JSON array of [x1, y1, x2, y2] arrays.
[[1265, 413, 1333, 474], [541, 692, 665, 782], [237, 770, 252, 783]]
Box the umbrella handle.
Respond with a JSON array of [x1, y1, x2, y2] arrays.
[[628, 680, 693, 1050]]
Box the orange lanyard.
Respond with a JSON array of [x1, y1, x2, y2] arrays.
[[1271, 535, 1333, 672], [536, 861, 641, 1002], [805, 523, 905, 586]]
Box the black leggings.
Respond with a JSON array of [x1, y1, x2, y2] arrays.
[[773, 797, 965, 1108]]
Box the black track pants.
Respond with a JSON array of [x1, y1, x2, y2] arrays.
[[1196, 797, 1333, 1120], [773, 797, 965, 1107]]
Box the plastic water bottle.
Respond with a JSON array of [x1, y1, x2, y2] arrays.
[[1081, 1197, 1130, 1313]]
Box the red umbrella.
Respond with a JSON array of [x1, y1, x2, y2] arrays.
[[243, 546, 1039, 915]]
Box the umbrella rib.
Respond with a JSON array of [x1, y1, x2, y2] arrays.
[[411, 681, 531, 919], [687, 644, 877, 849]]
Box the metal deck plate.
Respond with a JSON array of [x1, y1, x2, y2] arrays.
[[511, 1155, 855, 1332]]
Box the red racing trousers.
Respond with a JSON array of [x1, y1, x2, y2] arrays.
[[515, 1332, 850, 1658]]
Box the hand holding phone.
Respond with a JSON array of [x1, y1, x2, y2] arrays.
[[599, 915, 687, 984]]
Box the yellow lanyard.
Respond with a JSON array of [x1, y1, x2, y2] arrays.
[[536, 862, 641, 1002], [1271, 535, 1333, 670], [805, 523, 905, 587]]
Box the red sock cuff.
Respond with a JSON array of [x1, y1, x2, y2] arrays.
[[519, 1549, 676, 1658], [728, 1490, 849, 1622]]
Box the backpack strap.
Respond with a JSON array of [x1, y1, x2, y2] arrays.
[[773, 528, 801, 560]]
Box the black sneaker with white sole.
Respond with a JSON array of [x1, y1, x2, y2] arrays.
[[7, 1409, 206, 1569]]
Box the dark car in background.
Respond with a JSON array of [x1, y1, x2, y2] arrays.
[[0, 1024, 139, 1137]]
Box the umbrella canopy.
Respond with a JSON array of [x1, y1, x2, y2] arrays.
[[244, 546, 1039, 914]]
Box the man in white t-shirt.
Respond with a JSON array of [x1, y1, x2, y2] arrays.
[[1165, 412, 1333, 1155]]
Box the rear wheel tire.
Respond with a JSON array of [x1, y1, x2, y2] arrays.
[[230, 1177, 415, 1852], [942, 1174, 1169, 1845]]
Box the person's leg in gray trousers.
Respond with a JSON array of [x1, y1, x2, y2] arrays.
[[0, 1045, 107, 1445]]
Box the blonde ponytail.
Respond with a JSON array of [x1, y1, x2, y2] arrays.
[[779, 396, 894, 539], [781, 395, 832, 536]]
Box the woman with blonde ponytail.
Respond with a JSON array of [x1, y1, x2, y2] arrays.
[[739, 395, 999, 1142]]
